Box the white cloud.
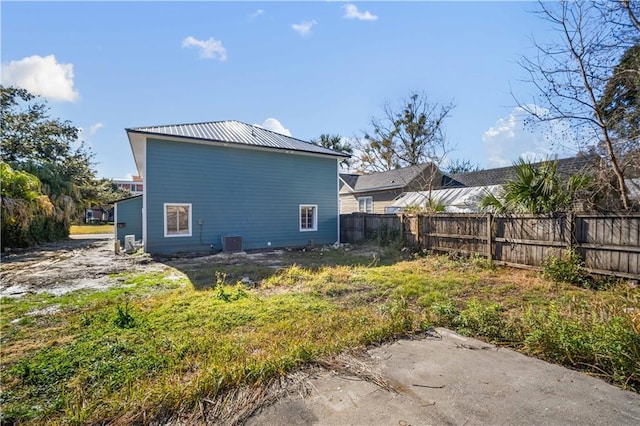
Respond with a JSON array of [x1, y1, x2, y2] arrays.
[[77, 122, 104, 148], [256, 118, 292, 136], [182, 36, 227, 61], [1, 55, 79, 102], [482, 106, 563, 168], [88, 122, 104, 137], [249, 9, 264, 19], [343, 4, 378, 21], [292, 20, 317, 36]]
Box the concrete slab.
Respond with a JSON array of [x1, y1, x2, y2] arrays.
[[247, 328, 640, 425]]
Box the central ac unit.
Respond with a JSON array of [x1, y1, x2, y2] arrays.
[[222, 235, 242, 253]]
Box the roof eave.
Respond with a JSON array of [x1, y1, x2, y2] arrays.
[[125, 128, 349, 159]]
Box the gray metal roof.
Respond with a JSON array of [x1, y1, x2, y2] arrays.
[[447, 155, 601, 188], [126, 120, 349, 158], [339, 164, 439, 193]]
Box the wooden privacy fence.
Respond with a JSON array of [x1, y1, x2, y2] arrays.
[[340, 212, 640, 280]]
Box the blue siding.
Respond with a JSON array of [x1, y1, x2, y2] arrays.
[[115, 196, 143, 246], [145, 138, 338, 254]]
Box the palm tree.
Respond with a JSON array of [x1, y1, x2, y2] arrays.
[[311, 134, 353, 168], [480, 158, 593, 214]]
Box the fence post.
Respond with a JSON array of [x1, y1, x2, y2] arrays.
[[417, 214, 422, 249], [565, 213, 575, 251], [486, 213, 493, 261], [363, 213, 367, 241], [400, 213, 405, 245]]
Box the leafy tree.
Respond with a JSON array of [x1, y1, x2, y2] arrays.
[[81, 178, 131, 206], [0, 85, 102, 246], [357, 91, 455, 172], [311, 133, 353, 168], [444, 159, 482, 174], [517, 1, 640, 210], [1, 86, 94, 185], [480, 158, 593, 214]]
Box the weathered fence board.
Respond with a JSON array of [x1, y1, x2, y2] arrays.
[[340, 213, 400, 244], [340, 212, 640, 279]]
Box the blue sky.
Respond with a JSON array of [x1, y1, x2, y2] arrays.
[[1, 1, 571, 179]]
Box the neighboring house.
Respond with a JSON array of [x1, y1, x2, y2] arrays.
[[388, 155, 603, 213], [115, 120, 348, 254], [85, 206, 113, 223], [113, 176, 144, 194], [339, 163, 445, 214]]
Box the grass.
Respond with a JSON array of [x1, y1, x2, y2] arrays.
[[1, 248, 638, 424], [69, 224, 114, 235]]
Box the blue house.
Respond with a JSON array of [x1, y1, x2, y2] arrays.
[[116, 120, 348, 254], [114, 194, 142, 247]]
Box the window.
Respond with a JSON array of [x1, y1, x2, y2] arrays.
[[358, 196, 373, 213], [164, 203, 192, 237], [299, 204, 317, 232]]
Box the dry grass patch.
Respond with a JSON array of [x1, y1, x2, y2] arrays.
[[69, 224, 113, 235]]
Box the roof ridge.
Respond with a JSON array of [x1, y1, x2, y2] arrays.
[[129, 119, 238, 130], [129, 119, 322, 148], [359, 163, 431, 176]]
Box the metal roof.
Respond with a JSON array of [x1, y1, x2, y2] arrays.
[[126, 120, 349, 158], [388, 185, 503, 213], [339, 164, 440, 193], [447, 155, 601, 188]]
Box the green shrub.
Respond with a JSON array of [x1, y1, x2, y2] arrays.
[[113, 301, 136, 329], [521, 302, 639, 390], [372, 223, 401, 247], [542, 249, 590, 287], [429, 301, 459, 327], [454, 299, 505, 340], [1, 162, 71, 248]]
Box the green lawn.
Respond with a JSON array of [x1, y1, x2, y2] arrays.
[[0, 249, 638, 424], [69, 224, 114, 235]]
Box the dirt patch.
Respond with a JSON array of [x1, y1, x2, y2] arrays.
[[0, 238, 164, 298], [1, 239, 387, 298]]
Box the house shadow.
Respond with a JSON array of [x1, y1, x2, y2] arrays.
[[155, 244, 401, 291]]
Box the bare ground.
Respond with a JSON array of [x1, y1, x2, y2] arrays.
[[0, 238, 164, 297], [0, 238, 379, 298]]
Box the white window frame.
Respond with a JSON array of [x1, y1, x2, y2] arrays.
[[358, 196, 373, 213], [299, 204, 318, 232], [163, 203, 192, 237]]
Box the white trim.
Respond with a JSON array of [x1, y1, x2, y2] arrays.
[[358, 196, 374, 213], [336, 159, 341, 243], [163, 203, 192, 237], [142, 138, 147, 251], [299, 204, 318, 232]]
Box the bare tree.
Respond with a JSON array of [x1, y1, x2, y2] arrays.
[[357, 91, 455, 173], [622, 0, 640, 32], [518, 0, 639, 210]]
